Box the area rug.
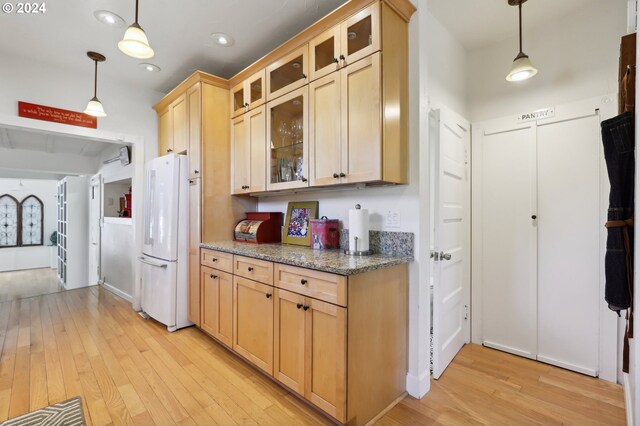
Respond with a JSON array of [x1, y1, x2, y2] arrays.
[[0, 397, 85, 426]]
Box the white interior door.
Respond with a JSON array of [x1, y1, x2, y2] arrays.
[[536, 114, 601, 376], [480, 124, 538, 359], [432, 107, 471, 379], [89, 174, 101, 285]]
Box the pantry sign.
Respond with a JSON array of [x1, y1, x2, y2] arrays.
[[18, 101, 97, 129], [516, 107, 555, 123]]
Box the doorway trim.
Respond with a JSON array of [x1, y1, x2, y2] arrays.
[[0, 113, 145, 311]]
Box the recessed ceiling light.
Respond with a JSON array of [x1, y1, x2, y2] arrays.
[[211, 32, 234, 47], [139, 63, 161, 72], [94, 10, 126, 28]]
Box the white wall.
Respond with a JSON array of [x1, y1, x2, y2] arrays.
[[0, 51, 164, 162], [426, 10, 468, 117], [0, 178, 58, 271], [467, 1, 626, 122]]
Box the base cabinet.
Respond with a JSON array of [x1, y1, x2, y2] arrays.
[[200, 248, 406, 425], [201, 266, 233, 347], [233, 276, 274, 374]]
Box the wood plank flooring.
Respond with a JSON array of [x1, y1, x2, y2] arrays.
[[0, 268, 63, 302], [0, 286, 626, 425]]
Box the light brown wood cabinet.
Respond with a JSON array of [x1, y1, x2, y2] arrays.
[[231, 69, 266, 118], [231, 105, 266, 194], [154, 72, 257, 327], [158, 93, 188, 156], [274, 288, 347, 422], [309, 2, 380, 81], [199, 248, 408, 425], [266, 45, 309, 102], [201, 266, 233, 347], [233, 276, 274, 374]]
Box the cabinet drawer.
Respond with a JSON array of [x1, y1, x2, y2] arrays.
[[201, 249, 233, 273], [234, 255, 274, 285], [274, 264, 346, 306]]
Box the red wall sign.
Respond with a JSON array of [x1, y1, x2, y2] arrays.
[[18, 101, 97, 129]]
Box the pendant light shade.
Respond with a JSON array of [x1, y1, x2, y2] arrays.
[[506, 0, 537, 82], [84, 52, 107, 118], [119, 0, 154, 59]]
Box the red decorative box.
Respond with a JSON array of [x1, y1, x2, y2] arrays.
[[310, 217, 340, 249], [234, 212, 283, 244]]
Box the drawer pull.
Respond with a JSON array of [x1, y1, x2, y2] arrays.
[[248, 266, 254, 272], [296, 303, 303, 309], [210, 274, 218, 279], [300, 279, 308, 285], [211, 258, 217, 262], [303, 305, 310, 311], [266, 293, 272, 299]]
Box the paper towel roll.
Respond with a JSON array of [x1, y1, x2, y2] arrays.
[[348, 207, 369, 252]]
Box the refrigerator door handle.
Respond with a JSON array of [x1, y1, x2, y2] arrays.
[[144, 169, 156, 246], [139, 256, 168, 269]]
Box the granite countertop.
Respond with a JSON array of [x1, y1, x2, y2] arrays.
[[200, 241, 411, 276]]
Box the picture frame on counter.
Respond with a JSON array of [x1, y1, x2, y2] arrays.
[[282, 201, 318, 246]]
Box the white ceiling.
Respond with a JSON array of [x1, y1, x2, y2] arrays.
[[0, 127, 115, 158], [428, 0, 609, 51], [0, 0, 347, 93]]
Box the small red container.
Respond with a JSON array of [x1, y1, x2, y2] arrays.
[[310, 217, 340, 249]]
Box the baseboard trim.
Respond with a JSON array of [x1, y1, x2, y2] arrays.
[[623, 372, 634, 426], [406, 370, 430, 398], [100, 282, 132, 303]]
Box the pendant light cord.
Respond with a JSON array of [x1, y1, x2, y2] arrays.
[[135, 0, 139, 24], [518, 3, 523, 54], [93, 60, 98, 98]]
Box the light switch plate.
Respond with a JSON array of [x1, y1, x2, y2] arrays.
[[386, 210, 401, 228]]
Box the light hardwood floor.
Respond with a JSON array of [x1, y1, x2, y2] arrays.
[[0, 286, 626, 425], [0, 268, 63, 302]]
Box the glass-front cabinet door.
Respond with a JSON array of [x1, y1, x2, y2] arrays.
[[231, 80, 247, 118], [267, 45, 308, 101], [309, 27, 340, 81], [340, 3, 380, 66], [267, 86, 309, 191], [247, 69, 266, 110]]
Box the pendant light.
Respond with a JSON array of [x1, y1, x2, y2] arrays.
[[118, 0, 154, 59], [84, 52, 107, 118], [506, 0, 538, 82]]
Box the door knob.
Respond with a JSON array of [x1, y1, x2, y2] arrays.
[[531, 215, 537, 219], [339, 172, 346, 178], [248, 267, 254, 272], [266, 293, 272, 299], [210, 274, 218, 279], [333, 173, 340, 179], [439, 252, 452, 261], [300, 279, 308, 285], [303, 305, 310, 311], [296, 303, 303, 309]]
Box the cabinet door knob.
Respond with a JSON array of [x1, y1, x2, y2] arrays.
[[194, 170, 199, 174], [167, 149, 173, 153], [266, 293, 272, 299], [339, 172, 346, 178], [296, 303, 303, 309], [210, 274, 218, 279], [301, 73, 307, 80], [531, 215, 537, 219], [212, 258, 217, 262], [303, 305, 310, 311], [333, 173, 339, 179], [300, 279, 308, 285], [333, 57, 339, 64], [339, 54, 345, 61], [248, 267, 254, 272], [244, 102, 249, 108], [301, 176, 308, 183]]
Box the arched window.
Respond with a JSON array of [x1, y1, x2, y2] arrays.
[[21, 195, 43, 246], [0, 194, 19, 247]]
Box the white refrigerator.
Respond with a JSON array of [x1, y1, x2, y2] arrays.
[[140, 153, 191, 332]]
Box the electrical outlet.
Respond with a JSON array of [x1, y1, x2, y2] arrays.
[[386, 210, 401, 228]]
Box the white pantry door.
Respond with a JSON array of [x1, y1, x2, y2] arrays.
[[89, 174, 101, 285], [431, 107, 471, 379]]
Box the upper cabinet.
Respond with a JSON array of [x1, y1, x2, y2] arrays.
[[158, 93, 188, 156], [231, 105, 266, 194], [309, 3, 380, 81], [266, 45, 309, 102], [231, 70, 266, 118], [266, 86, 309, 191]]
